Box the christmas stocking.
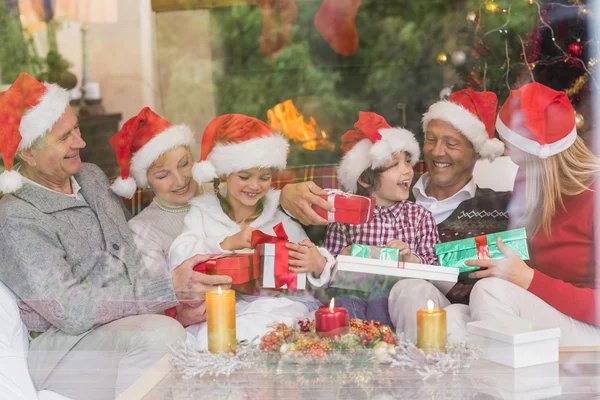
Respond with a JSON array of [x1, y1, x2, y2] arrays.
[[258, 0, 298, 59], [314, 0, 362, 56]]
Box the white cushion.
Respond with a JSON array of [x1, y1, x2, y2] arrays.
[[0, 281, 72, 400]]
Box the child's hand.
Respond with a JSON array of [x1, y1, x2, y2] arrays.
[[286, 240, 327, 277], [340, 245, 352, 256], [386, 240, 421, 263], [220, 227, 256, 251]]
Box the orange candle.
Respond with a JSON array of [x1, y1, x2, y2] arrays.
[[416, 299, 447, 353], [206, 286, 237, 353]]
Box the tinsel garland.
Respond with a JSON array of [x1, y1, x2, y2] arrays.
[[169, 334, 479, 383]]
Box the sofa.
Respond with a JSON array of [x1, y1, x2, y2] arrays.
[[0, 157, 518, 399]]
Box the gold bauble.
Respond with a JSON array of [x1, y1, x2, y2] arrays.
[[436, 52, 448, 65], [575, 113, 585, 129], [466, 11, 477, 24], [484, 0, 500, 14]]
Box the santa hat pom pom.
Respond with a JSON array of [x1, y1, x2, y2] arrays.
[[192, 160, 218, 184], [0, 170, 23, 194], [478, 138, 505, 161], [111, 176, 138, 199]]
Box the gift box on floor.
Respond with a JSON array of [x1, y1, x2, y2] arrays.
[[252, 222, 306, 291], [194, 253, 260, 294], [467, 316, 561, 369], [311, 189, 375, 225], [435, 228, 530, 273]]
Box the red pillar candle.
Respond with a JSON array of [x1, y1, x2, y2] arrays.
[[315, 298, 349, 338]]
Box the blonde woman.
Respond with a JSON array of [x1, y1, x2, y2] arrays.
[[466, 83, 600, 346]]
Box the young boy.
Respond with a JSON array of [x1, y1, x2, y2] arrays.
[[324, 112, 440, 325]]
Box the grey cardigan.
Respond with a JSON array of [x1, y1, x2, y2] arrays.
[[0, 163, 178, 336]]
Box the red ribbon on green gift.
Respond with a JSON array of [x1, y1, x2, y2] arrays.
[[475, 235, 491, 260], [251, 222, 298, 291]]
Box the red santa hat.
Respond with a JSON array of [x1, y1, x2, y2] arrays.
[[338, 112, 420, 192], [496, 82, 577, 159], [109, 107, 195, 198], [422, 89, 504, 160], [192, 114, 289, 183], [0, 72, 70, 193]]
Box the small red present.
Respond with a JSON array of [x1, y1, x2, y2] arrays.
[[165, 253, 260, 319], [194, 253, 260, 294], [311, 189, 375, 224]]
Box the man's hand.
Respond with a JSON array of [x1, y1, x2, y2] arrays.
[[220, 227, 256, 251], [280, 182, 332, 225], [176, 302, 207, 327], [465, 237, 534, 289], [171, 254, 232, 302]]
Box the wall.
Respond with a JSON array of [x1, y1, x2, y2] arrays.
[[54, 0, 158, 124]]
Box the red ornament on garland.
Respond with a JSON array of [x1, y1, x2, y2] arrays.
[[568, 42, 583, 58]]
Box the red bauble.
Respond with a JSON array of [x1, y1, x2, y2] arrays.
[[568, 42, 583, 58]]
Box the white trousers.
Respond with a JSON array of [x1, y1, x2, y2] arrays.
[[388, 277, 600, 346], [28, 314, 186, 400]]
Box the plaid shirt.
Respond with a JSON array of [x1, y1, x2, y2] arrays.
[[323, 200, 440, 265]]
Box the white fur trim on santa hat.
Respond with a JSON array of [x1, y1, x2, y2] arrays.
[[370, 128, 420, 168], [193, 135, 289, 184], [338, 139, 373, 192], [0, 170, 23, 193], [110, 176, 138, 199], [18, 83, 70, 151], [337, 128, 420, 192], [496, 115, 577, 159], [422, 101, 504, 161], [192, 160, 218, 184], [130, 124, 195, 188]]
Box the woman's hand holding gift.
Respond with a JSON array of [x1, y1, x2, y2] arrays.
[[286, 240, 327, 277], [221, 226, 256, 251], [465, 237, 534, 289], [386, 240, 421, 263]]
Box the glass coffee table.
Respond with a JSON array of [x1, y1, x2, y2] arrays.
[[121, 348, 600, 400]]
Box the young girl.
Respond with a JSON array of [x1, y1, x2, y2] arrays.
[[169, 114, 336, 347], [324, 112, 440, 325]]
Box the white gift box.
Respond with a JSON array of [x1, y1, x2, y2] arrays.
[[260, 243, 307, 290], [467, 317, 561, 369], [331, 255, 458, 294]]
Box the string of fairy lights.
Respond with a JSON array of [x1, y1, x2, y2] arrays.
[[436, 0, 597, 105]]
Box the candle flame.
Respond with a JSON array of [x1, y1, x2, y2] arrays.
[[427, 299, 434, 312], [218, 286, 222, 295], [329, 297, 335, 312]]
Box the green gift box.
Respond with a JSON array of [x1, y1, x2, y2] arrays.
[[349, 244, 400, 261], [434, 228, 530, 273]]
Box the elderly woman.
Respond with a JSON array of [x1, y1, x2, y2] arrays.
[[463, 82, 600, 346], [112, 108, 334, 332]]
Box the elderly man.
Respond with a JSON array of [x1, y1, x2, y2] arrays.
[[387, 89, 512, 341], [0, 73, 333, 399], [0, 73, 231, 399]]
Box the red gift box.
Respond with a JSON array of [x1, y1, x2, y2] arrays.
[[311, 190, 375, 225], [194, 253, 260, 294], [165, 253, 259, 319], [251, 223, 306, 291]]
